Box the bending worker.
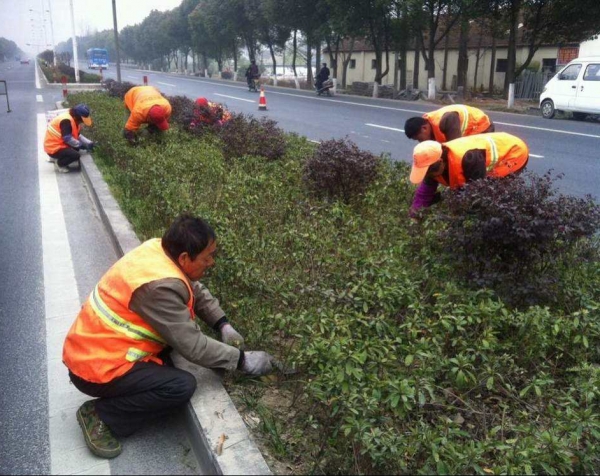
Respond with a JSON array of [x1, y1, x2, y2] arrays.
[[409, 132, 529, 213], [404, 105, 495, 143], [63, 213, 275, 459], [123, 85, 171, 144], [44, 104, 95, 173], [192, 97, 232, 127]]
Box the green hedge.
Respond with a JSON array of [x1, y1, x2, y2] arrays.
[[69, 90, 600, 475], [39, 60, 101, 83]]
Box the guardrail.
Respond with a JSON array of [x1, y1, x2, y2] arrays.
[[0, 80, 12, 113]]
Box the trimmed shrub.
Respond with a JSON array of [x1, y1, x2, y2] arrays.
[[302, 138, 381, 202], [166, 94, 196, 128], [102, 78, 136, 99], [216, 113, 287, 161], [423, 172, 600, 306]]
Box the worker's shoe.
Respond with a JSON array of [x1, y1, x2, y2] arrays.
[[76, 400, 122, 459], [46, 156, 57, 163], [53, 163, 70, 173]]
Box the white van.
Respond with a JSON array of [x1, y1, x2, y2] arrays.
[[539, 56, 600, 119]]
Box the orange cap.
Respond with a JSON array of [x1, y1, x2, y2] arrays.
[[409, 140, 443, 184]]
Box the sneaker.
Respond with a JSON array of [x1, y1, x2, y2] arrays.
[[46, 156, 57, 163], [76, 400, 122, 459], [53, 163, 70, 173]]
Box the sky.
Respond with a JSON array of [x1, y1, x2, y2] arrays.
[[0, 0, 183, 55]]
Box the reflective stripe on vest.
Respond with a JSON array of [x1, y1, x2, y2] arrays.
[[456, 105, 469, 135], [90, 285, 166, 345], [484, 136, 499, 171], [126, 347, 153, 362]]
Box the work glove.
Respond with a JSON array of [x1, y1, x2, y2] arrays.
[[123, 129, 136, 144], [240, 351, 275, 376], [220, 323, 245, 347]]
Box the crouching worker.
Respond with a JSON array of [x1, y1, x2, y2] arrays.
[[409, 132, 529, 215], [44, 104, 95, 173], [63, 213, 275, 459], [123, 85, 172, 144], [404, 105, 495, 143], [191, 97, 232, 127]]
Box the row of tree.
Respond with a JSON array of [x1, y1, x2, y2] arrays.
[[55, 0, 600, 96], [0, 37, 24, 62]]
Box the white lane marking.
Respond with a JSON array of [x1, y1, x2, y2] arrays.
[[126, 75, 138, 80], [157, 81, 176, 87], [530, 154, 544, 158], [36, 94, 43, 102], [495, 121, 600, 139], [35, 61, 40, 89], [366, 123, 404, 132], [37, 114, 110, 475], [309, 139, 321, 143], [214, 93, 255, 103]]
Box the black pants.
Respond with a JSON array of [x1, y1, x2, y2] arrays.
[[69, 359, 197, 437], [49, 148, 81, 167]]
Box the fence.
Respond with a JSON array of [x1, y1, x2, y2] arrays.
[[514, 70, 554, 100]]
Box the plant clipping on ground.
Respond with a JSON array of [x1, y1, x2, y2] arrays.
[[69, 88, 600, 475]]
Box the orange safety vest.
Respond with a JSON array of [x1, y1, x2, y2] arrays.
[[44, 112, 80, 155], [424, 105, 492, 142], [124, 86, 172, 131], [63, 239, 194, 384], [434, 132, 529, 189]]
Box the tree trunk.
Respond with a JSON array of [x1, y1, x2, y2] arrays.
[[232, 39, 238, 73], [292, 30, 297, 77], [393, 51, 399, 89], [400, 43, 407, 90], [457, 17, 469, 89], [341, 37, 355, 89], [413, 34, 420, 89], [306, 38, 313, 87], [268, 40, 277, 75], [316, 41, 321, 73], [504, 0, 521, 94], [442, 33, 450, 90], [489, 36, 496, 94]]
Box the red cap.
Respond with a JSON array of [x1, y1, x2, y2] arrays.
[[148, 105, 169, 131], [195, 97, 209, 108]]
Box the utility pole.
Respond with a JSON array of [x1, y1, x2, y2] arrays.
[[46, 0, 57, 66], [112, 0, 122, 82], [69, 0, 80, 82]]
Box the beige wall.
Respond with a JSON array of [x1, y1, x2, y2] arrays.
[[336, 46, 559, 92]]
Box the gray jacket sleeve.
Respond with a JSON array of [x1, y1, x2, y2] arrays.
[[130, 278, 240, 370], [193, 281, 226, 328]]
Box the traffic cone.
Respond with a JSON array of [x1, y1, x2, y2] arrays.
[[258, 86, 267, 111]]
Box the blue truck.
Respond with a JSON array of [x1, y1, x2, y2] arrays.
[[86, 48, 109, 69]]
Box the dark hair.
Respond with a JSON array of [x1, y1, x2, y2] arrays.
[[162, 214, 216, 260], [404, 117, 427, 139]]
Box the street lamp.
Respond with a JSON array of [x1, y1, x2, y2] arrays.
[[30, 1, 56, 66]]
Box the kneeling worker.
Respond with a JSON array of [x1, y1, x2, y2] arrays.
[[404, 105, 495, 143], [44, 104, 95, 173], [192, 97, 232, 127], [123, 85, 172, 144], [63, 213, 275, 459], [409, 132, 529, 213]]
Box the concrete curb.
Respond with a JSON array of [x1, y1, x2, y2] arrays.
[[37, 61, 103, 91], [54, 100, 272, 475]]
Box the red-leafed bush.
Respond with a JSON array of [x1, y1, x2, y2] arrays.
[[302, 138, 381, 202]]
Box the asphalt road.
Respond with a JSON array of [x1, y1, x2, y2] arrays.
[[0, 62, 200, 475], [93, 62, 600, 200]]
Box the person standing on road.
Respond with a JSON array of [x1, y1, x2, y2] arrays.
[[404, 105, 495, 143], [123, 85, 172, 144], [44, 104, 95, 173], [409, 132, 529, 213], [63, 213, 275, 459]]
